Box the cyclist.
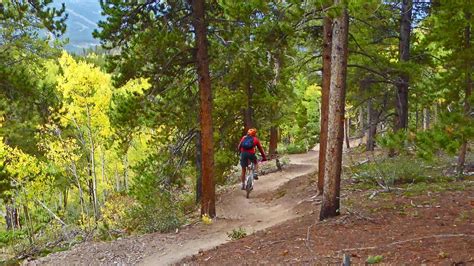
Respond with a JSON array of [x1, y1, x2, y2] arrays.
[[238, 128, 267, 190]]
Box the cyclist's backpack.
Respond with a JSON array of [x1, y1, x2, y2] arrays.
[[240, 135, 254, 149]]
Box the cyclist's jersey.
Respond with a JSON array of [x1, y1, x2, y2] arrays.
[[238, 136, 267, 160]]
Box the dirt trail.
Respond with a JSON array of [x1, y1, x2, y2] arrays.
[[30, 149, 320, 266], [141, 151, 318, 265]]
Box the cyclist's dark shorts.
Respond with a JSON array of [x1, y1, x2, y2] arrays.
[[240, 152, 257, 168]]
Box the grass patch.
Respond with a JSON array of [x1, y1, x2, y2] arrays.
[[347, 154, 473, 196], [227, 227, 247, 240], [278, 143, 308, 154], [275, 189, 286, 199], [401, 180, 471, 196], [366, 255, 384, 264]]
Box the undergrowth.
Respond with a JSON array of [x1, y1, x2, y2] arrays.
[[227, 227, 247, 240], [347, 153, 472, 195]]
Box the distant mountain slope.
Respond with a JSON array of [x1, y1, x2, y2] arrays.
[[56, 0, 103, 53]]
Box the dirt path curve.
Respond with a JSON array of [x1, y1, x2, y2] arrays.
[[141, 150, 318, 265], [29, 149, 321, 266]]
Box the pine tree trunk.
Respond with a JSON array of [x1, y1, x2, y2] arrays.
[[358, 106, 365, 137], [367, 99, 377, 151], [394, 0, 412, 132], [242, 81, 254, 133], [64, 189, 68, 210], [344, 118, 350, 149], [423, 108, 430, 130], [320, 2, 348, 220], [195, 129, 202, 204], [191, 0, 216, 218], [457, 12, 472, 174], [269, 52, 282, 159], [269, 126, 278, 159], [318, 16, 332, 195]]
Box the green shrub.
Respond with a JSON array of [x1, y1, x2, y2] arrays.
[[279, 143, 307, 154], [127, 151, 186, 234], [0, 230, 27, 247], [227, 227, 247, 240], [351, 155, 448, 187], [366, 255, 384, 264]]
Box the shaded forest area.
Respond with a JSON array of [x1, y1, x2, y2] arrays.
[[0, 0, 472, 262]]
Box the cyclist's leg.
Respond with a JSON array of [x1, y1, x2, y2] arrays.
[[240, 152, 249, 188], [249, 153, 258, 179]]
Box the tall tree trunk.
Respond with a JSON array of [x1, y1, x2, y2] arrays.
[[367, 99, 377, 151], [394, 0, 412, 132], [268, 51, 282, 159], [101, 148, 107, 201], [318, 16, 332, 195], [344, 118, 350, 149], [191, 0, 216, 218], [358, 106, 365, 137], [457, 12, 472, 174], [242, 81, 254, 133], [195, 129, 202, 203], [5, 203, 20, 230], [23, 205, 33, 244], [269, 126, 278, 158], [114, 164, 120, 192], [320, 2, 349, 221], [423, 108, 430, 130], [63, 189, 68, 211], [86, 106, 99, 220], [71, 162, 85, 215]]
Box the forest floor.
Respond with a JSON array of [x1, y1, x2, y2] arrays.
[[27, 141, 474, 265]]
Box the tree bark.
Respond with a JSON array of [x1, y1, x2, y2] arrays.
[[318, 16, 332, 195], [423, 108, 430, 130], [367, 99, 377, 151], [71, 161, 85, 215], [394, 0, 412, 132], [269, 126, 278, 159], [191, 0, 216, 218], [195, 129, 202, 203], [358, 106, 365, 137], [242, 81, 254, 134], [101, 149, 108, 201], [268, 51, 282, 159], [86, 106, 99, 220], [5, 204, 20, 230], [344, 118, 350, 149], [320, 2, 348, 221], [457, 11, 472, 174]]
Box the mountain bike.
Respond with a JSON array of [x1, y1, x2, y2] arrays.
[[244, 161, 256, 199]]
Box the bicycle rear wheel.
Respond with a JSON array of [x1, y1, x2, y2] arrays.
[[245, 164, 254, 198]]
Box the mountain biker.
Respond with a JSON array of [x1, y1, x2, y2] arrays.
[[238, 128, 267, 190]]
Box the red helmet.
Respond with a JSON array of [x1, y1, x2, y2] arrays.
[[247, 128, 257, 136]]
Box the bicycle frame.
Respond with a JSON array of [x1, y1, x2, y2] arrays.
[[245, 161, 255, 198]]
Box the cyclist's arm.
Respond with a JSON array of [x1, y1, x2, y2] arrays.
[[237, 136, 244, 153], [255, 140, 267, 161]]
